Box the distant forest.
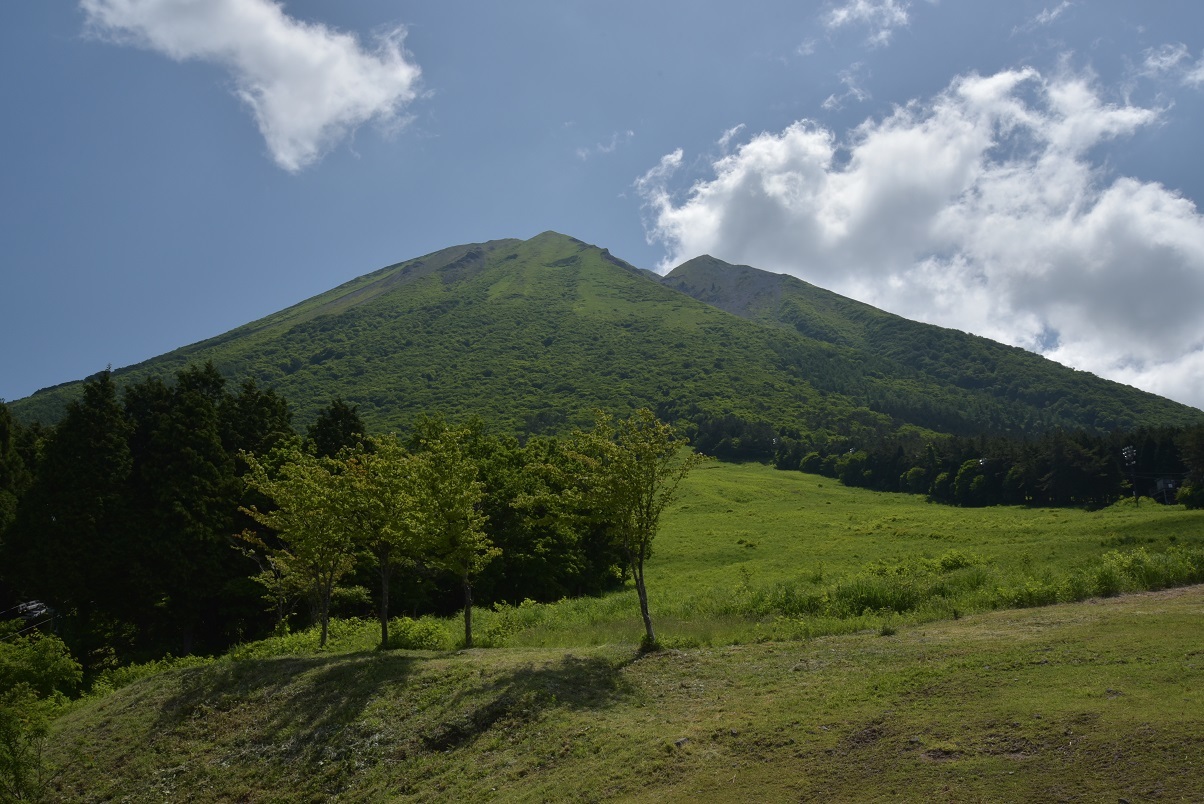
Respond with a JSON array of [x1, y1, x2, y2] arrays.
[[1, 362, 1202, 671]]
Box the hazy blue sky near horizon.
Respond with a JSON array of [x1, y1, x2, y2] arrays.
[[4, 1, 1204, 410]]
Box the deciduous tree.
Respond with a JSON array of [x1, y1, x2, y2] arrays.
[[573, 409, 703, 649], [411, 426, 495, 648], [241, 449, 357, 647]]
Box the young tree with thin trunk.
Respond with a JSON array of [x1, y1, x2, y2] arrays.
[[411, 427, 496, 649], [339, 435, 424, 649], [573, 409, 703, 650], [241, 448, 357, 648]]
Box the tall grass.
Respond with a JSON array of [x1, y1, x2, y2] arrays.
[[465, 543, 1204, 650]]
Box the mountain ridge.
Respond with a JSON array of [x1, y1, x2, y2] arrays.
[[10, 232, 1201, 440]]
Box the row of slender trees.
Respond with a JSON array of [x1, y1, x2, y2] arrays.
[[0, 365, 698, 668]]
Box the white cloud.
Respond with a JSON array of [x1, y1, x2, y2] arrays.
[[718, 124, 746, 151], [1188, 58, 1204, 87], [1013, 2, 1072, 35], [822, 62, 871, 110], [576, 129, 635, 161], [1141, 43, 1190, 77], [637, 68, 1204, 409], [824, 0, 910, 47], [80, 0, 422, 172], [1032, 2, 1072, 27], [1138, 43, 1204, 88]]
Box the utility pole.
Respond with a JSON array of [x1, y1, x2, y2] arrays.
[[1122, 445, 1138, 507]]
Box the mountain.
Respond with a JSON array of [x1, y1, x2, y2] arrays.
[[10, 232, 1202, 440], [662, 256, 1203, 435]]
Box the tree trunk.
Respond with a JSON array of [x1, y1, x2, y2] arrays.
[[633, 560, 656, 648], [318, 576, 332, 648], [463, 578, 474, 648], [378, 554, 392, 649]]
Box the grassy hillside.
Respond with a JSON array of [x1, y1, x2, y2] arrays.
[[664, 255, 1203, 434], [12, 234, 1201, 439], [46, 589, 1204, 802], [40, 462, 1204, 800]]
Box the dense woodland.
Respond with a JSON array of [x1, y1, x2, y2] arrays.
[[2, 360, 1203, 677], [0, 365, 700, 671]]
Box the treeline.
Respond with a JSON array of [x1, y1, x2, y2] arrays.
[[775, 427, 1204, 509], [0, 365, 637, 670], [681, 409, 1204, 508]]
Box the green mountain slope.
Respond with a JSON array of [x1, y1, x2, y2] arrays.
[[12, 233, 1201, 439], [663, 256, 1203, 434]]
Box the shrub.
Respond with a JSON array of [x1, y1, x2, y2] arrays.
[[1177, 483, 1204, 509], [89, 654, 213, 696], [0, 686, 55, 803], [479, 599, 546, 648], [385, 617, 451, 651], [0, 623, 81, 700]]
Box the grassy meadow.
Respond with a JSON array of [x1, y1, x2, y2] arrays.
[[467, 461, 1204, 650], [40, 461, 1204, 801]]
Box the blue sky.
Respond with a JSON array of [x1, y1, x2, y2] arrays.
[[4, 1, 1204, 410]]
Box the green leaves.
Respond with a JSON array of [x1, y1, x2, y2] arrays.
[[242, 447, 358, 647], [571, 409, 704, 646]]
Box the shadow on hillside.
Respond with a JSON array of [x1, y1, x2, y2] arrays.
[[421, 653, 635, 752], [152, 650, 635, 759], [154, 652, 421, 751]]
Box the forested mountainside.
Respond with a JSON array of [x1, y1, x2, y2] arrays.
[[11, 232, 1202, 444]]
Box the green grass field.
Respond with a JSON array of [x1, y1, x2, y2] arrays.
[[37, 462, 1204, 801], [465, 462, 1204, 650]]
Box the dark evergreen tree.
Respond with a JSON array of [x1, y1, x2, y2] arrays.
[[0, 402, 31, 541], [6, 371, 135, 668], [124, 363, 243, 655], [306, 398, 365, 458], [220, 378, 294, 462]]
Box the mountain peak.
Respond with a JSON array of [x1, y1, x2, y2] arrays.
[[10, 234, 1200, 435]]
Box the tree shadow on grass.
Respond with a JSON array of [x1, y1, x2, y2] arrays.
[[157, 651, 418, 725], [153, 649, 635, 762], [421, 653, 635, 752], [115, 646, 648, 803]]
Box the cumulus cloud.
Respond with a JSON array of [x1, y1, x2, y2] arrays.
[[824, 0, 910, 47], [637, 68, 1204, 409], [80, 0, 422, 172]]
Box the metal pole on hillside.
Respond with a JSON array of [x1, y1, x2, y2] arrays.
[[1122, 445, 1138, 507]]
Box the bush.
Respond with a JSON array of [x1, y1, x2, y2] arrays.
[[479, 600, 547, 648], [0, 623, 81, 700], [1176, 483, 1204, 509], [385, 617, 450, 651], [995, 579, 1059, 608], [0, 686, 55, 803]]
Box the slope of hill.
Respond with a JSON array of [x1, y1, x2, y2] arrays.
[[45, 585, 1204, 801], [11, 233, 1202, 439], [663, 256, 1203, 434]]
